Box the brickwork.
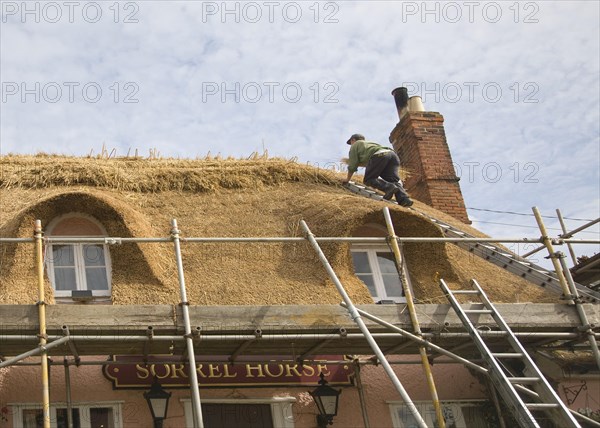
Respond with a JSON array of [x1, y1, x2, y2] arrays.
[[390, 112, 471, 223]]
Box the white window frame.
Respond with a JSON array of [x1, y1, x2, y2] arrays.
[[351, 245, 406, 303], [389, 400, 489, 428], [45, 213, 112, 299], [10, 401, 123, 428], [180, 397, 296, 428]]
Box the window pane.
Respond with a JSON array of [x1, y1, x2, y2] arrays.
[[53, 245, 75, 267], [396, 403, 488, 428], [376, 252, 399, 274], [90, 408, 114, 428], [357, 274, 377, 297], [461, 406, 487, 427], [382, 274, 403, 297], [55, 267, 77, 291], [442, 405, 458, 428], [85, 268, 109, 290], [83, 245, 106, 267], [52, 245, 77, 291], [351, 252, 372, 273], [398, 405, 437, 428], [398, 406, 421, 428], [22, 409, 43, 428], [83, 245, 109, 291], [56, 408, 81, 428]]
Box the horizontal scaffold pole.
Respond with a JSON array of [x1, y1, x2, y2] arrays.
[[0, 336, 70, 369], [2, 331, 594, 343], [1, 236, 598, 245]]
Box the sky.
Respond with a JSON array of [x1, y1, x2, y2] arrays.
[[1, 1, 599, 269]]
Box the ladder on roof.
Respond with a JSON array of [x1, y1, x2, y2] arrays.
[[420, 210, 598, 304], [342, 181, 600, 303], [439, 278, 581, 428]]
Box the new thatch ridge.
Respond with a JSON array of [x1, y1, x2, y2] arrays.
[[0, 154, 338, 192], [0, 155, 559, 306]]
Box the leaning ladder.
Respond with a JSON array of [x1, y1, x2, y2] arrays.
[[300, 220, 429, 428], [439, 278, 580, 428]]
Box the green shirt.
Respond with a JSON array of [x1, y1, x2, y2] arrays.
[[347, 140, 391, 173]]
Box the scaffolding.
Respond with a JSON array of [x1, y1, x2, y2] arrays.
[[346, 181, 600, 304], [1, 206, 599, 428]]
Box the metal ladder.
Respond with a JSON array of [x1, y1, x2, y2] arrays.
[[439, 278, 581, 428], [343, 181, 599, 303]]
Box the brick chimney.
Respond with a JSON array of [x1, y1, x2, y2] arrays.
[[389, 87, 470, 224]]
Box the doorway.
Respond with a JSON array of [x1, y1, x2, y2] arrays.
[[202, 404, 273, 428]]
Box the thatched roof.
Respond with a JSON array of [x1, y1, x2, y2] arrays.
[[0, 155, 559, 306]]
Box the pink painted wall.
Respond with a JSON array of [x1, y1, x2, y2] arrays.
[[3, 358, 597, 427], [1, 359, 156, 428], [558, 378, 600, 420], [0, 357, 487, 428]]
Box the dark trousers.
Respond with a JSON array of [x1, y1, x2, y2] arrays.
[[364, 151, 409, 198]]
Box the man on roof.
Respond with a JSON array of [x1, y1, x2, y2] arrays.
[[343, 133, 414, 207]]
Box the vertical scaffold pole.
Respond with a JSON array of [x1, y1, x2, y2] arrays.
[[556, 209, 578, 266], [35, 220, 51, 428], [64, 358, 73, 428], [383, 207, 446, 428], [354, 361, 371, 428], [556, 254, 600, 371], [532, 207, 572, 300], [533, 208, 600, 398], [300, 220, 428, 428], [171, 219, 204, 428]]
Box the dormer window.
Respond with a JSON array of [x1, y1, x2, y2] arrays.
[[46, 214, 111, 300], [351, 246, 405, 303], [350, 223, 408, 304]]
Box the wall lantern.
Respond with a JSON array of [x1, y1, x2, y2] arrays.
[[144, 378, 172, 428], [309, 373, 341, 427]]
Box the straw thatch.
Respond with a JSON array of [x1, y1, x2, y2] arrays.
[[0, 155, 559, 306]]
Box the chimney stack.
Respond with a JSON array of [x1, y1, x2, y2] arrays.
[[389, 88, 470, 224]]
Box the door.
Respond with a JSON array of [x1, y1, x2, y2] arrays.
[[202, 404, 274, 428]]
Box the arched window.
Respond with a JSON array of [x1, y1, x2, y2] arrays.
[[350, 223, 406, 303], [46, 214, 112, 299]]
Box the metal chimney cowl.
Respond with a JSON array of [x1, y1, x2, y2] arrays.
[[391, 87, 409, 120], [392, 87, 425, 120]]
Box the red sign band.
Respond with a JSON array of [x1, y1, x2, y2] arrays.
[[103, 355, 354, 389]]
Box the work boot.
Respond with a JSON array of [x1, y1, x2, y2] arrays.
[[397, 197, 414, 207], [383, 185, 398, 200], [365, 178, 398, 200], [392, 183, 413, 207], [365, 178, 404, 201]]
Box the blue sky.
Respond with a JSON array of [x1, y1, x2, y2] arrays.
[[1, 1, 599, 267]]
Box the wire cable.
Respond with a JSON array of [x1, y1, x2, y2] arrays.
[[467, 207, 597, 222], [473, 220, 600, 235]]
